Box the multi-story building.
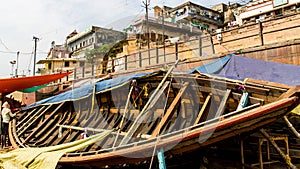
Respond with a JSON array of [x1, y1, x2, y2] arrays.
[[38, 26, 126, 78], [66, 26, 126, 58], [108, 1, 224, 73], [211, 3, 242, 28], [163, 1, 223, 33], [237, 0, 300, 25], [37, 41, 82, 75], [127, 1, 223, 47]]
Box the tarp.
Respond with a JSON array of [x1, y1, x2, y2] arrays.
[[189, 54, 232, 74], [190, 54, 300, 86], [24, 72, 154, 109], [18, 84, 49, 93], [0, 130, 112, 169]]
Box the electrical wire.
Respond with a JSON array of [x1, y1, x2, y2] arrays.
[[0, 38, 13, 53]]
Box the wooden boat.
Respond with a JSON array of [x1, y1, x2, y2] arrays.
[[8, 62, 300, 168], [0, 71, 72, 94]]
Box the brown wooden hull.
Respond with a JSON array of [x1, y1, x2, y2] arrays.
[[57, 97, 298, 168], [8, 72, 300, 168]]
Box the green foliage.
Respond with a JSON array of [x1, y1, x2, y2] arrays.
[[84, 43, 115, 64], [123, 25, 133, 33]]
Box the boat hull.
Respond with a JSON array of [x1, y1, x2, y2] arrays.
[[0, 72, 72, 93], [56, 97, 297, 168]]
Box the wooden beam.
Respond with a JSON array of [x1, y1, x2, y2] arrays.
[[214, 89, 231, 118], [260, 129, 296, 169], [112, 85, 134, 147], [193, 94, 211, 125], [16, 108, 38, 127], [23, 102, 65, 143], [151, 82, 189, 138], [119, 81, 170, 146], [17, 106, 49, 135]]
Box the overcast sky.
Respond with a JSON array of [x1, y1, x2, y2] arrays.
[[0, 0, 241, 78]]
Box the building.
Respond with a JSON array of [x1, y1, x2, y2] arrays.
[[237, 0, 300, 25], [66, 26, 126, 58], [37, 41, 81, 75], [108, 1, 224, 73], [164, 1, 223, 33], [126, 1, 223, 48], [211, 3, 242, 28]]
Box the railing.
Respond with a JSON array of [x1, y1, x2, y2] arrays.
[[110, 35, 215, 72], [40, 63, 99, 83]]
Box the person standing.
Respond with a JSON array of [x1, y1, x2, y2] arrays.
[[1, 101, 15, 148]]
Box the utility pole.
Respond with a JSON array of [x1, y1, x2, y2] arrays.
[[16, 51, 19, 77], [142, 0, 151, 65], [162, 8, 166, 62], [33, 36, 39, 76]]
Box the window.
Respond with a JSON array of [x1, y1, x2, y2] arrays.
[[48, 63, 52, 69], [64, 61, 70, 67]]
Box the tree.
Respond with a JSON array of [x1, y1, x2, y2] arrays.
[[84, 43, 115, 64]]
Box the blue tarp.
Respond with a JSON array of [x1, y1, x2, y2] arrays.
[[25, 72, 154, 109], [189, 55, 232, 74], [190, 54, 300, 86]]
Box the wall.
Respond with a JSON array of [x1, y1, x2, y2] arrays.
[[212, 12, 300, 61]]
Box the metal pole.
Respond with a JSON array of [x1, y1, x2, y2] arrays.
[[33, 36, 39, 76], [142, 0, 151, 65], [162, 8, 166, 62], [16, 51, 19, 77]]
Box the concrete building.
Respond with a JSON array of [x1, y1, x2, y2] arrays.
[[37, 41, 81, 75], [37, 26, 126, 78], [164, 1, 223, 32], [66, 26, 126, 58], [237, 0, 300, 25]]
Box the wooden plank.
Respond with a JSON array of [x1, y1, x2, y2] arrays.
[[17, 106, 51, 136], [16, 108, 38, 127], [214, 89, 231, 118], [278, 86, 300, 100], [119, 81, 171, 145], [193, 94, 211, 125], [151, 82, 189, 138], [36, 112, 76, 145], [23, 102, 65, 143]]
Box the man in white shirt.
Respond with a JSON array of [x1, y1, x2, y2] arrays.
[[1, 101, 15, 148]]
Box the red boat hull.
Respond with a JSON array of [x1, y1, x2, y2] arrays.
[[0, 72, 72, 93]]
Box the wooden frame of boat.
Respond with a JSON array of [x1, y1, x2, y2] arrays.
[[8, 72, 300, 168]]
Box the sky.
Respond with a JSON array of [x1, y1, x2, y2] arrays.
[[0, 0, 243, 78]]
